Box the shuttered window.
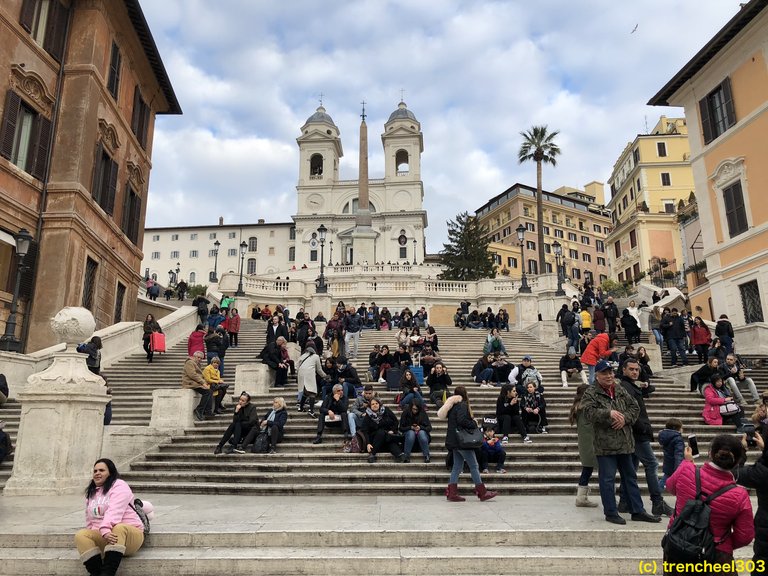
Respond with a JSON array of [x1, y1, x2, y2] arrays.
[[114, 282, 126, 323], [82, 257, 98, 310], [722, 181, 748, 238], [0, 90, 52, 179], [107, 41, 121, 100], [19, 0, 69, 63], [131, 86, 150, 149], [91, 143, 118, 215], [120, 183, 142, 245], [699, 77, 736, 145]]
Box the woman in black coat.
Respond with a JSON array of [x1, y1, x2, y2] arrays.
[[690, 357, 720, 394], [361, 397, 404, 463], [495, 384, 529, 443], [399, 397, 432, 462], [438, 385, 497, 502], [620, 309, 640, 344], [736, 433, 768, 575]]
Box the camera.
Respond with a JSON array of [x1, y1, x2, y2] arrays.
[[688, 434, 699, 457]]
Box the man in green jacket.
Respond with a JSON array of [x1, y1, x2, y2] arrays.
[[582, 360, 661, 525]]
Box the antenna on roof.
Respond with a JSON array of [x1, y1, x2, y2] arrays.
[[361, 100, 366, 121]]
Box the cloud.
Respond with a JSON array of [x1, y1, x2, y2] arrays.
[[139, 0, 739, 252]]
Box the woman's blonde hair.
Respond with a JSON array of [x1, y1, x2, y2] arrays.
[[273, 397, 286, 410]]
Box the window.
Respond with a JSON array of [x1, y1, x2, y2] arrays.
[[310, 250, 318, 262], [740, 280, 764, 323], [629, 187, 634, 201], [593, 224, 601, 233], [528, 260, 537, 275], [114, 282, 125, 323], [554, 229, 564, 239], [614, 240, 621, 257], [342, 198, 377, 213], [268, 247, 275, 256], [91, 144, 118, 215], [189, 250, 198, 258], [399, 247, 407, 259], [597, 256, 606, 266], [568, 232, 577, 241], [120, 184, 142, 245], [208, 249, 216, 257], [622, 196, 628, 209], [542, 226, 550, 235], [603, 226, 610, 234], [579, 221, 586, 231], [700, 78, 736, 144], [507, 257, 518, 268], [0, 91, 52, 179], [107, 41, 121, 100], [583, 253, 591, 263], [151, 251, 160, 259], [544, 243, 551, 254], [661, 173, 671, 186], [566, 218, 573, 228], [526, 240, 535, 251], [629, 229, 637, 249], [551, 214, 559, 224], [618, 272, 624, 282], [189, 272, 196, 284], [637, 178, 641, 193], [247, 258, 256, 274], [663, 200, 675, 214], [190, 233, 197, 240], [289, 227, 296, 240], [228, 232, 236, 239], [523, 206, 530, 217], [493, 254, 502, 265], [131, 86, 150, 149], [569, 249, 579, 259], [502, 226, 510, 238], [633, 263, 641, 279], [152, 235, 160, 242], [227, 248, 236, 257], [310, 153, 323, 176], [632, 148, 640, 164], [170, 251, 179, 259], [209, 271, 216, 282], [526, 222, 535, 232], [269, 230, 275, 238], [581, 236, 590, 245], [209, 233, 217, 240], [545, 262, 553, 273], [19, 0, 68, 62], [288, 246, 295, 261], [596, 240, 605, 253], [171, 234, 179, 241], [722, 181, 748, 238], [248, 237, 257, 252], [572, 268, 581, 280], [657, 142, 667, 157], [82, 257, 98, 310]]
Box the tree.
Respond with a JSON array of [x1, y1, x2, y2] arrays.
[[439, 211, 496, 281], [518, 125, 561, 274]]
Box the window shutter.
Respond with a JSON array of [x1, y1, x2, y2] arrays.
[[131, 86, 141, 136], [699, 97, 712, 145], [0, 91, 22, 161], [105, 157, 118, 215], [91, 141, 104, 202], [121, 183, 131, 234], [721, 77, 736, 129], [108, 43, 122, 99], [44, 0, 69, 63], [130, 194, 142, 245], [30, 113, 52, 180], [18, 240, 38, 300], [140, 100, 150, 148], [19, 0, 36, 32]]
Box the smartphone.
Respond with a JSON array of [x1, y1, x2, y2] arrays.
[[688, 434, 699, 457]]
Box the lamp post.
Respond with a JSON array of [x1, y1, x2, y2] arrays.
[[328, 240, 334, 266], [168, 269, 174, 286], [175, 262, 180, 283], [552, 240, 565, 296], [516, 224, 531, 293], [317, 224, 328, 293], [212, 239, 220, 283], [235, 241, 247, 296], [0, 228, 33, 352], [413, 238, 417, 265]]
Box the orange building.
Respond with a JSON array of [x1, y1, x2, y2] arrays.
[[650, 0, 768, 350]]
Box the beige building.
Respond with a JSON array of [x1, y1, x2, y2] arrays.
[[477, 182, 612, 285], [605, 117, 694, 285], [0, 0, 180, 352], [650, 0, 768, 337]]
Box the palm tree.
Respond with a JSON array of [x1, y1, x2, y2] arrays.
[[518, 126, 561, 275]]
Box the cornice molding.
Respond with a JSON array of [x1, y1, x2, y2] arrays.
[[10, 64, 55, 116]]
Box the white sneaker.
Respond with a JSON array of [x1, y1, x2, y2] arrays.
[[501, 436, 509, 445], [315, 400, 323, 407], [562, 383, 569, 388], [541, 427, 548, 434], [378, 377, 386, 384], [523, 436, 533, 443]]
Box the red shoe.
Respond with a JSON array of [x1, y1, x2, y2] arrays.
[[475, 483, 498, 501], [445, 483, 466, 502]]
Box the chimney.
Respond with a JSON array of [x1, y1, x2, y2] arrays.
[[218, 216, 224, 226], [258, 219, 265, 224]]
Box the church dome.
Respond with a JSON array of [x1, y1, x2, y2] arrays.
[[387, 101, 417, 123], [305, 105, 337, 128]]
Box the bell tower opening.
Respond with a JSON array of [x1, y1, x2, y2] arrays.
[[396, 149, 409, 174], [310, 154, 324, 177]]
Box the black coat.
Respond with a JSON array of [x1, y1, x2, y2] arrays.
[[266, 322, 289, 343], [495, 395, 521, 419], [559, 355, 583, 372], [320, 395, 348, 416], [736, 454, 768, 560], [261, 341, 283, 370], [399, 407, 432, 441], [618, 375, 653, 443], [362, 407, 399, 436], [233, 403, 260, 427], [445, 401, 477, 450], [262, 407, 288, 430], [661, 315, 687, 340]]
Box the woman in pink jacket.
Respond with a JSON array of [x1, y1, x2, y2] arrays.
[[665, 434, 754, 574], [75, 458, 145, 576], [702, 374, 744, 427]]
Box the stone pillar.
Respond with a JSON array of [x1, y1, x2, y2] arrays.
[[310, 293, 332, 321], [4, 307, 107, 496], [516, 293, 540, 329]]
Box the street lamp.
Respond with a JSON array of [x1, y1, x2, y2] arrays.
[[0, 228, 33, 352], [328, 240, 334, 266], [168, 269, 174, 285], [552, 240, 565, 296], [413, 238, 417, 265], [235, 241, 247, 296], [316, 224, 328, 293], [212, 239, 220, 283], [516, 224, 531, 293]]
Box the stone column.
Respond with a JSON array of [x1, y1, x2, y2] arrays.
[[516, 293, 541, 329], [3, 307, 107, 496]]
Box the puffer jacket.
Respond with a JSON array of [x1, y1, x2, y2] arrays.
[[581, 379, 639, 455], [658, 428, 684, 477], [581, 333, 612, 366], [438, 395, 478, 450], [667, 460, 754, 555], [702, 384, 730, 426]]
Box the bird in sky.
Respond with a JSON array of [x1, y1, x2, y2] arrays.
[[631, 23, 638, 33]]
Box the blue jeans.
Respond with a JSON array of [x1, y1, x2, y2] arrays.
[[652, 329, 663, 346], [449, 448, 483, 484], [579, 466, 594, 487], [586, 364, 596, 385], [403, 430, 430, 459], [399, 391, 424, 409], [474, 368, 494, 383], [568, 325, 580, 349], [620, 440, 662, 504], [668, 338, 687, 365], [597, 453, 645, 517], [348, 413, 363, 436]]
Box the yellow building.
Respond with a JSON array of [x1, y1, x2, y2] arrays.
[[650, 0, 768, 347], [605, 117, 694, 285], [477, 182, 612, 285]]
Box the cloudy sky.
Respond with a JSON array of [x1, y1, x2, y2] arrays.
[[139, 0, 739, 252]]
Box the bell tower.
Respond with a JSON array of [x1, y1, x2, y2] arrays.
[[382, 101, 423, 181], [296, 105, 343, 187]]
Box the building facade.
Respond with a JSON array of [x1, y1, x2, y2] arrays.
[[0, 0, 180, 352], [476, 182, 612, 285], [605, 117, 694, 285], [649, 0, 768, 328]]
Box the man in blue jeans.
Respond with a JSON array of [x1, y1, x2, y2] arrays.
[[617, 359, 673, 517], [661, 308, 688, 367], [581, 360, 661, 525]]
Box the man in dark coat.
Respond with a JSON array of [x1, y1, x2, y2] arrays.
[[600, 297, 619, 336], [265, 315, 289, 344], [660, 308, 688, 367]]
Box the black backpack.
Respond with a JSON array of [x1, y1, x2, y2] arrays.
[[563, 310, 576, 327], [661, 467, 736, 564], [252, 430, 270, 454]]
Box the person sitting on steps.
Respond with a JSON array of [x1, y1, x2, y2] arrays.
[[399, 397, 432, 463], [313, 384, 350, 444], [495, 384, 531, 444], [560, 346, 588, 387], [361, 397, 405, 463], [214, 392, 259, 454]]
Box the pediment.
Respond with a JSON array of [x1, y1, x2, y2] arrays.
[[98, 119, 121, 154], [10, 64, 54, 116]]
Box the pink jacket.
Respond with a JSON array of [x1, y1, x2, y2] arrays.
[[702, 384, 729, 426], [85, 479, 144, 536], [187, 330, 205, 356], [666, 460, 754, 554], [227, 314, 241, 333]]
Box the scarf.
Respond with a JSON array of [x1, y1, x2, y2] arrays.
[[266, 410, 276, 423], [365, 406, 385, 423]]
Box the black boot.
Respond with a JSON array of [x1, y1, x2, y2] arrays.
[[81, 551, 102, 576], [101, 549, 124, 576]]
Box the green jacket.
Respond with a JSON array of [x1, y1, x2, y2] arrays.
[[581, 380, 639, 456]]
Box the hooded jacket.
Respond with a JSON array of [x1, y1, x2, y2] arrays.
[[658, 428, 684, 477], [85, 479, 144, 537]]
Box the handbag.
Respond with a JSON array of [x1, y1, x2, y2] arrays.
[[719, 402, 740, 416], [456, 426, 483, 449]]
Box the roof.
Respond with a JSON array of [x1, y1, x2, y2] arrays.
[[387, 101, 418, 123], [304, 106, 337, 128], [123, 0, 182, 114], [144, 222, 295, 232], [648, 0, 768, 106]]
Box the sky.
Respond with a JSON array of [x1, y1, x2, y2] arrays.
[[139, 0, 741, 253]]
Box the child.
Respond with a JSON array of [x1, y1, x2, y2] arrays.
[[479, 429, 506, 474], [658, 417, 684, 491]]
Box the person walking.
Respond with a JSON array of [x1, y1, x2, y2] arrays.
[[569, 384, 598, 507], [141, 314, 162, 364]]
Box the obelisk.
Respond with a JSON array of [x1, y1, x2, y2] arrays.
[[351, 102, 376, 264]]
